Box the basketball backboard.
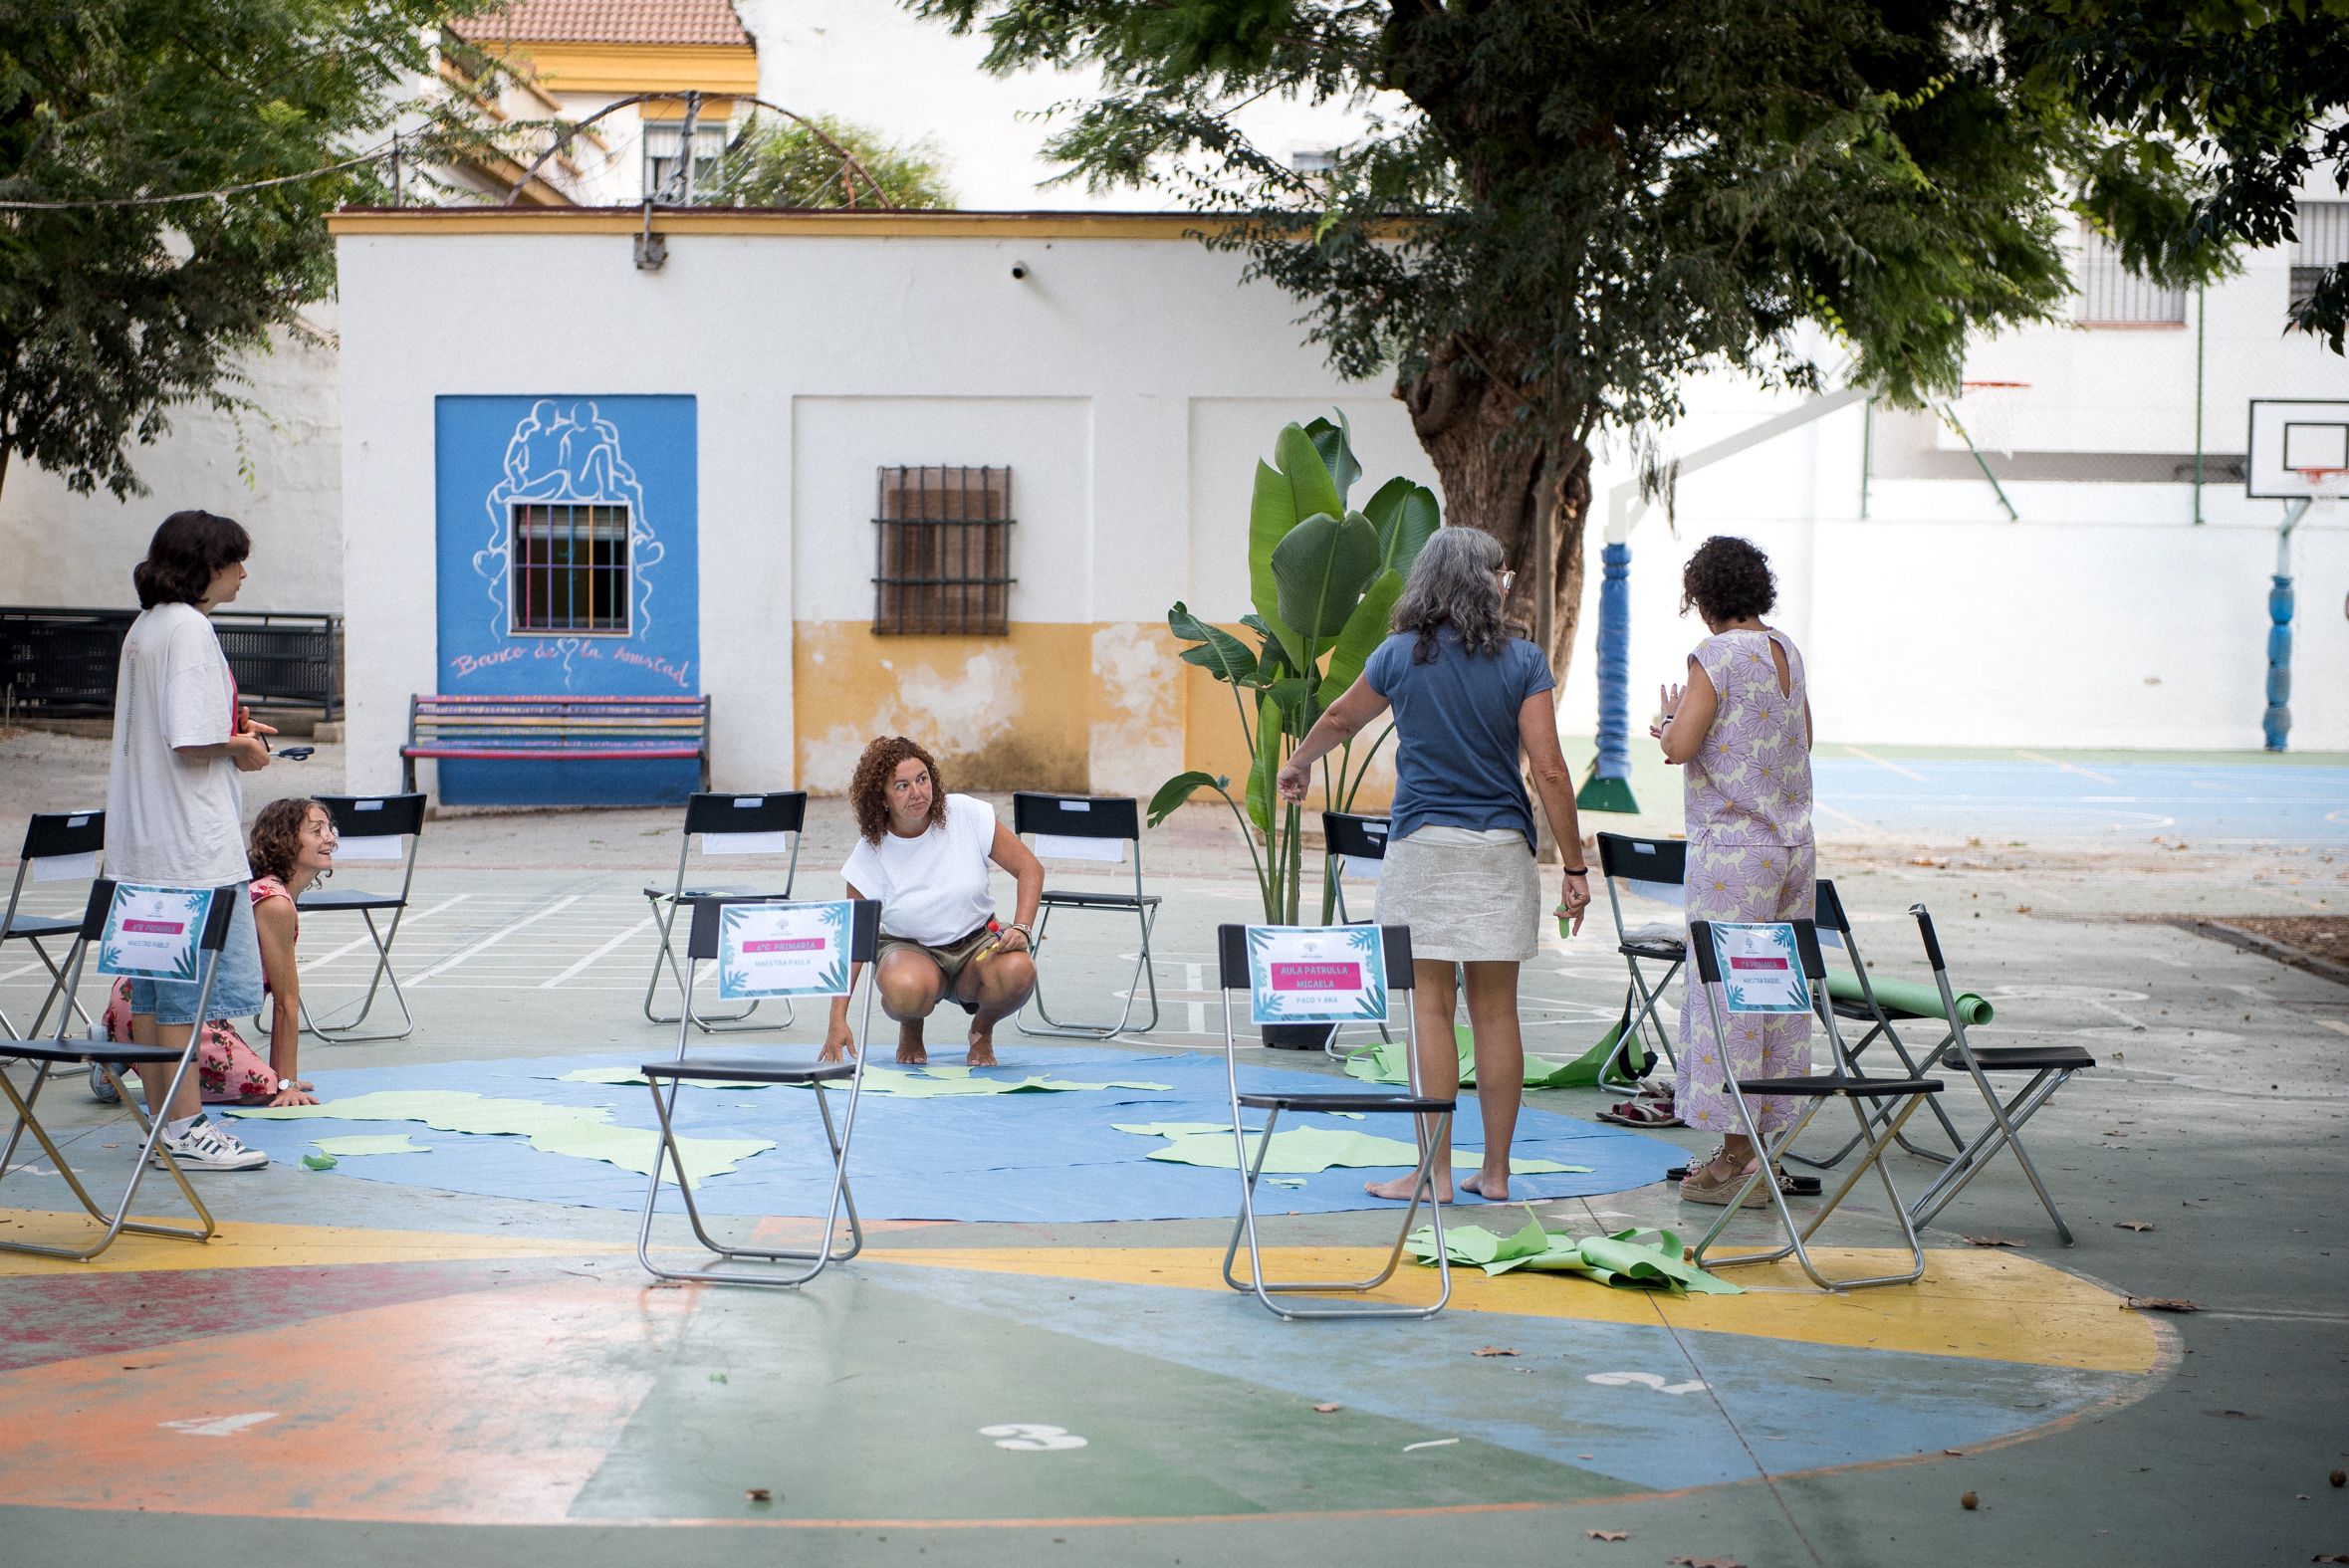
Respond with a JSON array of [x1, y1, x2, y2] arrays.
[[2247, 398, 2349, 499]]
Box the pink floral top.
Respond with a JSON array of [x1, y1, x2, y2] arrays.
[[1685, 627, 1813, 846]]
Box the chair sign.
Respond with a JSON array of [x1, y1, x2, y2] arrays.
[[1707, 922, 1810, 1014], [717, 901, 855, 999], [1247, 925, 1388, 1025], [97, 885, 215, 981]]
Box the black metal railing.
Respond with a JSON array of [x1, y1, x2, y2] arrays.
[[0, 607, 345, 721], [871, 465, 1017, 636]]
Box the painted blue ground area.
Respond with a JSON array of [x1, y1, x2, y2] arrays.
[[863, 1262, 2137, 1490], [223, 1047, 1679, 1222], [1812, 756, 2349, 843]]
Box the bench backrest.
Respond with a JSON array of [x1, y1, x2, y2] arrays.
[[409, 693, 710, 740]]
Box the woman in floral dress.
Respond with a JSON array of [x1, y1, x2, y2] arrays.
[[1651, 537, 1814, 1206]]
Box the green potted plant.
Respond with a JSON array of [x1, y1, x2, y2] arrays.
[[1147, 414, 1439, 1045]]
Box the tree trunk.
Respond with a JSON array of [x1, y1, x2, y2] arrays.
[[1399, 346, 1591, 684]]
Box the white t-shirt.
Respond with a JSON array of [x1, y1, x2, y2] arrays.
[[104, 602, 250, 885], [840, 793, 999, 945]]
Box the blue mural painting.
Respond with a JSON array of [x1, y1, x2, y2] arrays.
[[433, 395, 700, 805]]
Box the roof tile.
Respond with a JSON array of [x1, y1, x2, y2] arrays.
[[453, 0, 752, 48]]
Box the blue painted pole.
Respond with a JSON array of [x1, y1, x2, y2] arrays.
[[2265, 501, 2309, 752], [2264, 573, 2294, 752], [1576, 541, 1639, 811]]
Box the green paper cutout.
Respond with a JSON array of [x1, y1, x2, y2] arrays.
[[227, 1089, 770, 1187], [300, 1152, 337, 1171], [1128, 1125, 1587, 1176], [311, 1134, 430, 1157], [1405, 1208, 1741, 1294], [1343, 1027, 1602, 1091]]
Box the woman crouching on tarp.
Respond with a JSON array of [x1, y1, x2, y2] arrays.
[[822, 736, 1043, 1068]]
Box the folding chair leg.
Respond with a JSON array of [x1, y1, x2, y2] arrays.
[[305, 910, 418, 1041], [1218, 1105, 1454, 1320], [0, 1059, 216, 1261], [640, 894, 762, 1028], [1785, 1021, 1968, 1171], [1016, 901, 1162, 1039], [1694, 1090, 1933, 1292], [636, 1074, 864, 1288], [1906, 1067, 2077, 1243], [22, 938, 97, 1039]]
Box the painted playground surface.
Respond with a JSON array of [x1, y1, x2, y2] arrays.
[[0, 731, 2346, 1565]]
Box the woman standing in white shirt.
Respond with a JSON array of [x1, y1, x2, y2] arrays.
[[823, 737, 1043, 1067], [105, 510, 276, 1171]]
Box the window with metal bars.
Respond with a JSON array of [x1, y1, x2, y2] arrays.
[[872, 467, 1016, 635], [2072, 232, 2187, 325], [509, 503, 632, 634], [2290, 201, 2349, 322]]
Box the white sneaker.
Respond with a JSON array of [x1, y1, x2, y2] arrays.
[[154, 1116, 270, 1172]]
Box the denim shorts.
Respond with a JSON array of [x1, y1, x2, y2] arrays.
[[127, 882, 264, 1026]]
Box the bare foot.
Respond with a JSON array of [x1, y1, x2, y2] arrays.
[[895, 1021, 927, 1066], [1458, 1171, 1510, 1202], [966, 1020, 998, 1069], [1365, 1172, 1450, 1203]]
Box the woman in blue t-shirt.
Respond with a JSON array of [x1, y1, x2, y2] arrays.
[[1280, 528, 1589, 1203]]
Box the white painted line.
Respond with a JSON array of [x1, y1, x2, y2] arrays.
[[2317, 1019, 2349, 1038], [1401, 1438, 1460, 1453], [298, 894, 472, 975], [541, 917, 656, 989], [1813, 800, 1878, 833], [161, 1412, 279, 1438], [2017, 750, 2117, 785], [405, 894, 584, 985], [1843, 746, 1924, 782]]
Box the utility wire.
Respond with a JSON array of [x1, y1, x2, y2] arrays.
[[0, 143, 394, 210]]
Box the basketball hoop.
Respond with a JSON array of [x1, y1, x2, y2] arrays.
[[2291, 466, 2349, 509], [1949, 379, 2028, 458]]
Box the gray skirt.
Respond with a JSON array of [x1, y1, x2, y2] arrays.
[[1374, 826, 1542, 963]]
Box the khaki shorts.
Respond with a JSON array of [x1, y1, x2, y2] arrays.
[[876, 923, 1000, 1011]]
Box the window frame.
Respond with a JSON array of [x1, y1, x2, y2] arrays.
[[506, 500, 635, 639], [870, 466, 1017, 637]]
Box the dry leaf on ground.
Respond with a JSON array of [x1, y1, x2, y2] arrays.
[[2124, 1296, 2201, 1312], [1669, 1557, 1746, 1568], [2115, 1221, 2156, 1232], [1312, 1403, 1341, 1414], [1586, 1529, 1629, 1541], [1962, 1233, 2027, 1247], [1472, 1345, 1520, 1357], [744, 1487, 772, 1503]]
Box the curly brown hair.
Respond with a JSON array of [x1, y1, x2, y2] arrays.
[[848, 736, 946, 844], [1680, 536, 1776, 623], [248, 796, 326, 884]]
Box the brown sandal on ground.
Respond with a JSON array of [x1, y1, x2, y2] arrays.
[[1597, 1098, 1683, 1129]]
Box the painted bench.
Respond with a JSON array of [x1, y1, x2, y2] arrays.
[[401, 693, 712, 794]]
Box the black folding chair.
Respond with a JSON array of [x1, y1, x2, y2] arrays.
[[1, 809, 106, 1039], [637, 895, 881, 1288], [641, 791, 807, 1031], [1685, 917, 1945, 1293], [1319, 811, 1395, 1055], [1594, 832, 1687, 1084], [0, 879, 241, 1261], [1784, 877, 1969, 1170], [298, 793, 427, 1041], [1900, 904, 2096, 1243], [1215, 922, 1454, 1319], [1011, 792, 1160, 1039]]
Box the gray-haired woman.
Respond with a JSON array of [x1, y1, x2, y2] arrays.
[[1279, 528, 1589, 1203]]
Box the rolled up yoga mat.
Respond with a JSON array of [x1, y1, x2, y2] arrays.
[[1824, 971, 1994, 1025]]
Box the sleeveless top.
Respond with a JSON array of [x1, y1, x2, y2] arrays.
[[1684, 627, 1813, 845]]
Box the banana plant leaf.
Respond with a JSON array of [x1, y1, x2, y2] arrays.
[[1319, 567, 1403, 705], [1245, 689, 1281, 835], [1363, 476, 1441, 578], [1303, 410, 1361, 506], [1272, 509, 1382, 639], [1169, 601, 1258, 685], [1249, 424, 1345, 667], [1147, 770, 1231, 827]]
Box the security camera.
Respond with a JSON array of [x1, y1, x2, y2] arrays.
[[1011, 262, 1030, 280]]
